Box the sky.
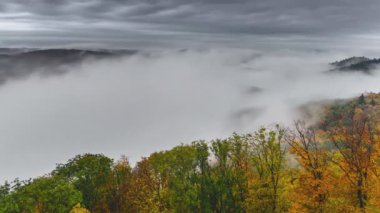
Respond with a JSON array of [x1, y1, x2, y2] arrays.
[[2, 0, 380, 182], [1, 0, 380, 49]]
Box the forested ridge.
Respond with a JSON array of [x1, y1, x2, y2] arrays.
[[2, 93, 380, 212]]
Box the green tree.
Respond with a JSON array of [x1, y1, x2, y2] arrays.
[[53, 153, 113, 212], [370, 98, 376, 106], [210, 139, 235, 212], [249, 126, 286, 212], [138, 144, 199, 212], [229, 134, 250, 211], [163, 145, 198, 211], [358, 94, 366, 105], [0, 177, 82, 213], [193, 141, 214, 212]]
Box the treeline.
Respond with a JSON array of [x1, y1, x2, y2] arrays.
[[1, 93, 380, 212]]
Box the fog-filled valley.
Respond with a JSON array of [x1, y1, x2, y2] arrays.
[[4, 0, 380, 211], [1, 48, 380, 183]]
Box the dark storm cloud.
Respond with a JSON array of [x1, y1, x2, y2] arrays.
[[1, 0, 380, 48]]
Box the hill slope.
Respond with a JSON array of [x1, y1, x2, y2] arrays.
[[0, 48, 137, 84], [330, 56, 380, 73]]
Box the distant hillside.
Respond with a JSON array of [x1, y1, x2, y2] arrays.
[[0, 48, 36, 55], [318, 92, 380, 130], [0, 48, 137, 85], [297, 92, 380, 133], [296, 92, 380, 134], [330, 56, 380, 73]]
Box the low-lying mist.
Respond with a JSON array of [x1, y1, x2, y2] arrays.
[[1, 49, 380, 182]]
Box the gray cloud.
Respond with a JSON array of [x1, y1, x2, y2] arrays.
[[1, 0, 380, 48]]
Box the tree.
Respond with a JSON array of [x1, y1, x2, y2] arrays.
[[286, 121, 332, 212], [248, 126, 287, 212], [229, 134, 250, 211], [129, 158, 159, 212], [100, 156, 134, 213], [328, 105, 380, 211], [162, 145, 198, 211], [53, 154, 113, 212], [70, 203, 90, 213], [0, 177, 82, 213], [192, 140, 214, 212], [209, 139, 237, 212], [147, 144, 199, 212], [358, 94, 366, 105], [370, 99, 376, 106]]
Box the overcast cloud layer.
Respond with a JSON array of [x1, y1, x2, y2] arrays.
[[1, 0, 380, 48]]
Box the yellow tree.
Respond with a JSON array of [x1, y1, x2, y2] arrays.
[[129, 158, 160, 212], [286, 121, 332, 212], [70, 203, 90, 213], [328, 106, 380, 211], [96, 156, 134, 213]]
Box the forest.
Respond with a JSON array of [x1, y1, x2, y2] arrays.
[[1, 93, 380, 213]]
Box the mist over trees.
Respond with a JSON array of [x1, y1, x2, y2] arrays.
[[2, 93, 380, 212]]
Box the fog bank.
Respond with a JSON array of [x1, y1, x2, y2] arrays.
[[1, 49, 380, 182]]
